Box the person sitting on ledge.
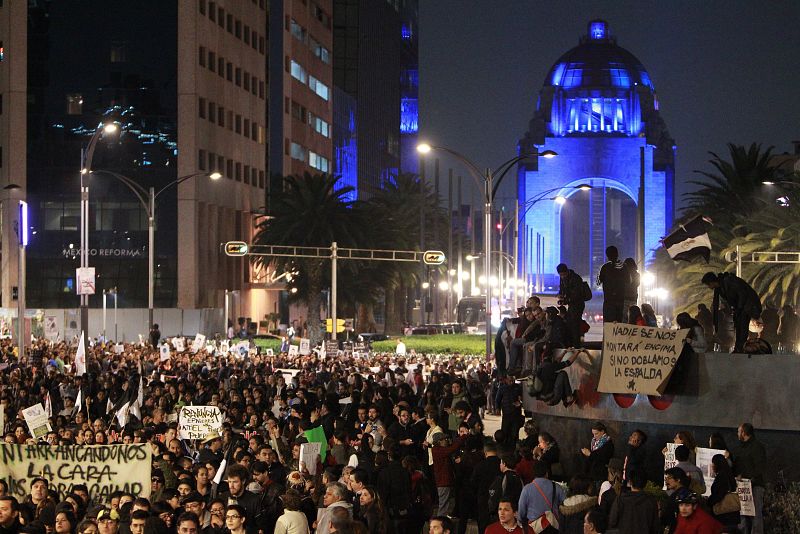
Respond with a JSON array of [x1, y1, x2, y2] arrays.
[[535, 347, 579, 407]]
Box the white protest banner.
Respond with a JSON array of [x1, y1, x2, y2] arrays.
[[663, 443, 678, 490], [191, 334, 207, 353], [696, 447, 726, 497], [22, 404, 51, 440], [299, 338, 311, 355], [160, 344, 171, 362], [114, 344, 124, 355], [288, 345, 299, 357], [75, 333, 87, 376], [219, 340, 230, 354], [299, 442, 321, 475], [0, 443, 151, 501], [737, 478, 756, 516], [597, 324, 689, 395], [235, 341, 249, 358], [179, 406, 223, 440]]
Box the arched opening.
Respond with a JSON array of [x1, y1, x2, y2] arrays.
[[559, 184, 637, 282]]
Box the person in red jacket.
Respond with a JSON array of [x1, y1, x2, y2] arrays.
[[430, 432, 466, 517], [674, 493, 723, 534], [484, 498, 527, 534]]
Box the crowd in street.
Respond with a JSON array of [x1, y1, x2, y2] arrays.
[[0, 324, 769, 534]]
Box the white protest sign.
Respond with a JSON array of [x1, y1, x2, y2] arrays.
[[0, 443, 151, 500], [737, 478, 756, 516], [44, 316, 58, 341], [299, 442, 321, 475], [114, 344, 124, 355], [22, 403, 51, 439], [299, 338, 311, 355], [696, 447, 726, 497], [266, 348, 274, 356], [288, 345, 299, 357], [598, 324, 689, 395], [173, 337, 186, 352], [236, 341, 249, 358], [663, 443, 678, 490], [191, 334, 207, 353], [220, 340, 230, 354], [179, 406, 223, 440], [159, 344, 171, 362]]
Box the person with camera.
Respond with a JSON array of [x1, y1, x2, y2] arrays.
[[557, 263, 589, 348]]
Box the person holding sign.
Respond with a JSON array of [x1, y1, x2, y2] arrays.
[[673, 493, 723, 534], [734, 423, 766, 534]]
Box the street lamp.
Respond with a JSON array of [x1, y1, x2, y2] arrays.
[[17, 201, 28, 359], [89, 169, 221, 333], [79, 122, 119, 346], [417, 142, 557, 357]]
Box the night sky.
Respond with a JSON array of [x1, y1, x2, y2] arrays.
[[418, 1, 800, 212]]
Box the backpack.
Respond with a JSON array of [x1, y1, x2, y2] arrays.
[[581, 280, 593, 301]]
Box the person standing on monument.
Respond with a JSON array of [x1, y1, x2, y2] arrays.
[[597, 246, 628, 324]]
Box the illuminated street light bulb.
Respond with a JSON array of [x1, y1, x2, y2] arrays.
[[641, 271, 656, 285], [576, 184, 592, 191], [448, 269, 457, 276], [438, 281, 450, 291], [209, 172, 222, 180], [655, 288, 669, 299], [540, 150, 558, 159], [466, 254, 478, 261], [290, 287, 298, 294], [517, 289, 525, 297], [416, 143, 432, 154], [460, 271, 470, 281], [492, 288, 501, 296], [554, 195, 567, 205], [478, 275, 487, 285], [489, 276, 499, 287], [421, 282, 430, 289], [762, 181, 775, 185], [103, 123, 119, 134]]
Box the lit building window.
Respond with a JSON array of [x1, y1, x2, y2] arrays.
[[309, 151, 329, 172], [309, 76, 329, 101], [290, 142, 307, 162], [400, 98, 418, 133], [290, 60, 307, 83]]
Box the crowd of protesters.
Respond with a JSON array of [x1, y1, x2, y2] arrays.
[[0, 331, 768, 534]]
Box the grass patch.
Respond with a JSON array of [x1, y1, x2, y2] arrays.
[[372, 334, 486, 355], [253, 338, 284, 352]]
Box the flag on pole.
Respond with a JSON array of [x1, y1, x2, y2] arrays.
[[662, 215, 713, 262], [74, 389, 82, 416], [75, 333, 86, 376], [44, 392, 52, 418], [116, 401, 130, 428]]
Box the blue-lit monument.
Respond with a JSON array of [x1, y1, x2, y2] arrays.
[[518, 20, 675, 288]]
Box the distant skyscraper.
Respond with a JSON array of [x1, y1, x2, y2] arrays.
[[268, 0, 334, 196], [518, 20, 675, 288], [0, 1, 267, 319], [332, 0, 419, 199]]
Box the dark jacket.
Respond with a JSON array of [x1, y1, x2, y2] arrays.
[[585, 438, 614, 481], [218, 489, 261, 534], [712, 273, 762, 329], [536, 358, 573, 395], [558, 269, 586, 306], [707, 470, 740, 527], [623, 444, 647, 484], [486, 470, 523, 524], [734, 437, 767, 487], [470, 456, 502, 524], [609, 490, 661, 534], [376, 459, 411, 516], [597, 259, 628, 302]]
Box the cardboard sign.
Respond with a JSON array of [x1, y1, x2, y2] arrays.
[[299, 442, 321, 475], [44, 316, 58, 340], [663, 443, 678, 490], [696, 447, 726, 497], [236, 341, 249, 358], [179, 405, 223, 440], [191, 334, 206, 353], [288, 345, 299, 357], [0, 443, 151, 500], [220, 340, 230, 354], [325, 341, 339, 357], [598, 324, 689, 395], [299, 338, 311, 355], [172, 337, 186, 352], [354, 341, 368, 355], [159, 344, 171, 362], [114, 344, 124, 355], [22, 404, 51, 439], [737, 478, 756, 516]]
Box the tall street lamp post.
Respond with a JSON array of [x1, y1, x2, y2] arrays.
[[417, 143, 557, 357], [90, 169, 221, 334], [79, 123, 119, 345], [17, 201, 28, 359]]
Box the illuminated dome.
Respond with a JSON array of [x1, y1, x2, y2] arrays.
[[527, 20, 667, 138], [546, 21, 654, 91]]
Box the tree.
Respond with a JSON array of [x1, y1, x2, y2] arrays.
[[252, 172, 364, 343]]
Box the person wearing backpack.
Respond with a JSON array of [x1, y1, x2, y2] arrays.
[[557, 263, 591, 348], [518, 461, 565, 533]]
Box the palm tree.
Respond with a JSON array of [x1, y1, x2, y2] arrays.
[[252, 172, 364, 343], [654, 143, 784, 314]]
